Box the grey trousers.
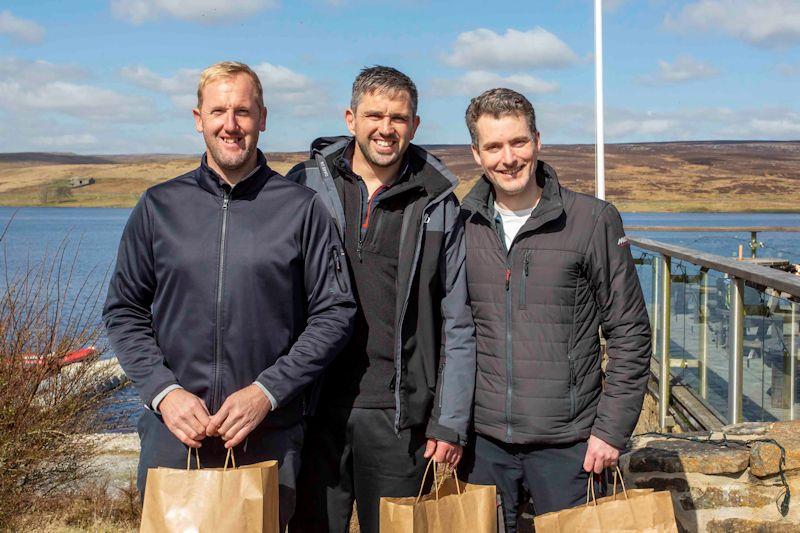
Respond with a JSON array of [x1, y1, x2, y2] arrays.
[[137, 409, 304, 530]]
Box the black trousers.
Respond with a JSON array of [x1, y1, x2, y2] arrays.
[[137, 409, 304, 530], [459, 434, 605, 533], [290, 406, 429, 533]]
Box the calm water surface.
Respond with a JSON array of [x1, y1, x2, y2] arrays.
[[1, 207, 798, 430]]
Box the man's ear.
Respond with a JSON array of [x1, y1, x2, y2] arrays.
[[344, 108, 356, 135], [409, 115, 421, 140], [193, 107, 203, 133], [260, 105, 267, 132], [471, 143, 482, 168]]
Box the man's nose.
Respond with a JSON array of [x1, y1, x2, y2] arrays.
[[501, 145, 516, 166], [224, 110, 238, 131], [378, 117, 394, 136]]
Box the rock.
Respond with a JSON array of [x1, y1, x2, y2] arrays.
[[750, 421, 800, 477], [706, 518, 800, 532], [721, 422, 774, 436], [680, 485, 777, 510], [627, 439, 750, 474], [633, 476, 690, 492]]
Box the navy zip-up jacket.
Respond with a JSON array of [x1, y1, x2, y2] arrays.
[[103, 152, 356, 429]]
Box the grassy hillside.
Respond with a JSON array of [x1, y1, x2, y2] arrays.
[[1, 141, 798, 211]]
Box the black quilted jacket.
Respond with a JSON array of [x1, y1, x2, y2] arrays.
[[461, 161, 651, 449]]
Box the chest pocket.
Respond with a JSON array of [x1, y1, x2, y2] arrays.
[[517, 247, 583, 310]]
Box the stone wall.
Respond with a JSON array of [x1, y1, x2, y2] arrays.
[[621, 420, 800, 532]]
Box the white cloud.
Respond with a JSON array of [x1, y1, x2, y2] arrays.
[[0, 57, 87, 84], [37, 134, 100, 147], [0, 58, 153, 121], [121, 62, 330, 116], [0, 10, 45, 44], [111, 0, 277, 24], [639, 55, 719, 85], [665, 0, 800, 48], [442, 27, 579, 70], [432, 70, 559, 96]]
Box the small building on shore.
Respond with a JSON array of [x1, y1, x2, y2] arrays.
[[69, 177, 95, 188]]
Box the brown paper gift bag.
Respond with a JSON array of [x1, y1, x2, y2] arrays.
[[534, 468, 679, 533], [380, 459, 497, 533], [140, 448, 279, 533]]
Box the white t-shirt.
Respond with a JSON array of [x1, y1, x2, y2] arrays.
[[495, 202, 535, 250]]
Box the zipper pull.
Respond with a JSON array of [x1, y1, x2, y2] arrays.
[[222, 195, 230, 210], [333, 247, 342, 271], [505, 268, 511, 291], [357, 241, 363, 262], [524, 251, 530, 277]]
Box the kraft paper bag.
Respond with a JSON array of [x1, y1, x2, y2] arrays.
[[380, 459, 497, 533], [534, 469, 678, 533], [140, 448, 279, 533]]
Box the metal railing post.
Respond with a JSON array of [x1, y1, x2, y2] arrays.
[[728, 277, 745, 423], [652, 257, 660, 358], [791, 302, 797, 421], [699, 269, 709, 399], [659, 255, 671, 431]]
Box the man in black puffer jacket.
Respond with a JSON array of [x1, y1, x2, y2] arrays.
[[103, 62, 356, 530], [457, 88, 651, 532]]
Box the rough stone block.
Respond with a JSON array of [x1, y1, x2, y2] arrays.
[[721, 422, 774, 436], [706, 518, 800, 532], [633, 476, 690, 493], [679, 485, 777, 510], [750, 421, 800, 478], [627, 439, 750, 475]]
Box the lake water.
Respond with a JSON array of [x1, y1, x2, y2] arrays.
[[1, 207, 798, 430]]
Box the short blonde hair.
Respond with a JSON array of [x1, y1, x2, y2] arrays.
[[196, 61, 264, 109]]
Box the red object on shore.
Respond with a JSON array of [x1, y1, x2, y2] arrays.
[[21, 346, 97, 367]]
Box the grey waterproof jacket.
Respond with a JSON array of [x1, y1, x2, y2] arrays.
[[286, 137, 476, 446], [462, 161, 650, 449]]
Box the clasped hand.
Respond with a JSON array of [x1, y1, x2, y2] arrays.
[[158, 384, 272, 449]]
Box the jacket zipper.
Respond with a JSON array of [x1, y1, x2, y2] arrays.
[[569, 356, 577, 420], [504, 249, 515, 442], [212, 190, 230, 412], [331, 245, 347, 292], [519, 250, 530, 309]]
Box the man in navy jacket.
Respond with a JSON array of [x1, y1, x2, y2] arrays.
[[103, 61, 356, 528]]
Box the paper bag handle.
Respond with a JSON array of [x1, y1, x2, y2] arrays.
[[223, 448, 237, 470], [185, 447, 201, 470], [585, 466, 629, 506], [415, 459, 463, 504]]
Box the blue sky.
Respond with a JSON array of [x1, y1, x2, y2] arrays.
[[0, 0, 798, 153]]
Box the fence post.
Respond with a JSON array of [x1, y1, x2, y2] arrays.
[[652, 257, 659, 358], [659, 255, 671, 431], [728, 276, 745, 424], [699, 269, 709, 399], [791, 301, 797, 421]]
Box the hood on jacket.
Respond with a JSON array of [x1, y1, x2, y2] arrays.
[[308, 136, 459, 201]]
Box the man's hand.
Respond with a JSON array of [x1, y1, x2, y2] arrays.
[[583, 434, 620, 474], [424, 439, 463, 467], [158, 388, 211, 448], [205, 384, 272, 449]]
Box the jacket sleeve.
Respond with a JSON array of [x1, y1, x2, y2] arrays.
[[103, 192, 179, 407], [255, 194, 356, 406], [586, 203, 651, 450], [425, 195, 477, 446]]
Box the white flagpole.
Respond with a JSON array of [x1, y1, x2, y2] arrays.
[[595, 0, 606, 200]]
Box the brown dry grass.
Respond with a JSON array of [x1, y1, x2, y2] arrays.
[[1, 141, 798, 211]]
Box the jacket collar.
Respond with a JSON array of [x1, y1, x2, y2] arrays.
[[195, 150, 276, 198], [310, 136, 457, 202], [463, 160, 565, 230]]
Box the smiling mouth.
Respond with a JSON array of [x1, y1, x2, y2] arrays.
[[221, 137, 242, 146], [498, 167, 523, 177], [372, 138, 397, 150]]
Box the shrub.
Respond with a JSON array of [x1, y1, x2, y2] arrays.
[[0, 227, 119, 528]]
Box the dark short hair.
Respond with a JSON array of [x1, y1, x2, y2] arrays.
[[351, 66, 418, 116], [465, 88, 537, 146]]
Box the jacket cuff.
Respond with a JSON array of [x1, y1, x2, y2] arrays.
[[425, 419, 466, 446], [253, 381, 279, 410], [590, 426, 627, 451], [150, 384, 183, 414]]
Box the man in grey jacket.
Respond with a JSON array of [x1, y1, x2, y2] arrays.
[[287, 66, 475, 533], [458, 88, 651, 532]]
